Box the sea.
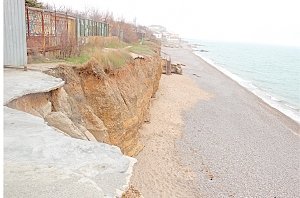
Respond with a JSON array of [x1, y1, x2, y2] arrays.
[[187, 39, 300, 123]]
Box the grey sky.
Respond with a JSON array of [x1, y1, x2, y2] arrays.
[[40, 0, 300, 46]]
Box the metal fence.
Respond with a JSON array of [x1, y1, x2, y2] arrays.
[[26, 7, 76, 56], [77, 18, 109, 37], [25, 6, 109, 57]]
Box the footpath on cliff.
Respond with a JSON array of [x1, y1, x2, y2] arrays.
[[131, 42, 299, 197]]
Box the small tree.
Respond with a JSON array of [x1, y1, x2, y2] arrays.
[[25, 0, 43, 8]]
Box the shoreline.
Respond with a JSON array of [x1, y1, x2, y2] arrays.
[[131, 43, 299, 197], [164, 44, 299, 197], [185, 41, 300, 125], [196, 51, 300, 125], [181, 42, 299, 133]]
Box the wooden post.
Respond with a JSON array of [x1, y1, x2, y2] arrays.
[[166, 56, 172, 75], [65, 12, 68, 58]]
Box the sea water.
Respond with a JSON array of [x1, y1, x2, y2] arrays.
[[188, 39, 300, 123]]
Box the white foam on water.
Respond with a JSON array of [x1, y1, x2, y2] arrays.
[[193, 51, 300, 124], [270, 96, 282, 102]]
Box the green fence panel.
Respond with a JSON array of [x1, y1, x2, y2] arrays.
[[76, 17, 109, 38]]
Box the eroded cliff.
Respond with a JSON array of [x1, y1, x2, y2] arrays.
[[8, 55, 162, 156]]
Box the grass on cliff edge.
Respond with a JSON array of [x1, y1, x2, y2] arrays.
[[66, 54, 91, 65], [93, 49, 132, 69], [66, 37, 128, 65], [67, 49, 131, 69], [85, 36, 128, 49], [66, 37, 159, 67], [128, 41, 158, 56]]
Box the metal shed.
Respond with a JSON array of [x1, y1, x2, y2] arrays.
[[4, 0, 27, 67]]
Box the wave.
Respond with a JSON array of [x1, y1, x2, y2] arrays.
[[270, 96, 282, 102], [192, 50, 300, 124]]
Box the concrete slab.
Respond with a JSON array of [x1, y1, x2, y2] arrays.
[[4, 68, 64, 104], [4, 107, 136, 198], [26, 62, 62, 71]]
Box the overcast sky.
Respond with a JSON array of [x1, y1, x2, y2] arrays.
[[40, 0, 300, 46]]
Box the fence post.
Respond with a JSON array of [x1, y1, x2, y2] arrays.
[[54, 10, 57, 36], [26, 7, 30, 37], [107, 24, 109, 36], [66, 12, 68, 40], [41, 10, 45, 56], [65, 12, 69, 57], [54, 10, 57, 51]]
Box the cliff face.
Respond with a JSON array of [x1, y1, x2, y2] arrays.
[[8, 56, 162, 156]]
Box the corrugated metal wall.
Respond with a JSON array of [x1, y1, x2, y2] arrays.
[[4, 0, 27, 66]]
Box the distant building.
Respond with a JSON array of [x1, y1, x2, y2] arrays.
[[149, 25, 171, 40], [148, 24, 182, 47], [148, 25, 166, 33], [168, 33, 180, 41]]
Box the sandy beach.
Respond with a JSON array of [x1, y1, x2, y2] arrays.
[[130, 74, 211, 197], [131, 45, 300, 197]]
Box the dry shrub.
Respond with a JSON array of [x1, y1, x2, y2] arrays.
[[85, 36, 127, 50], [67, 36, 131, 65], [92, 48, 132, 73]]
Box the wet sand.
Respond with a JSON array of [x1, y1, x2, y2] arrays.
[[131, 46, 300, 197]]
